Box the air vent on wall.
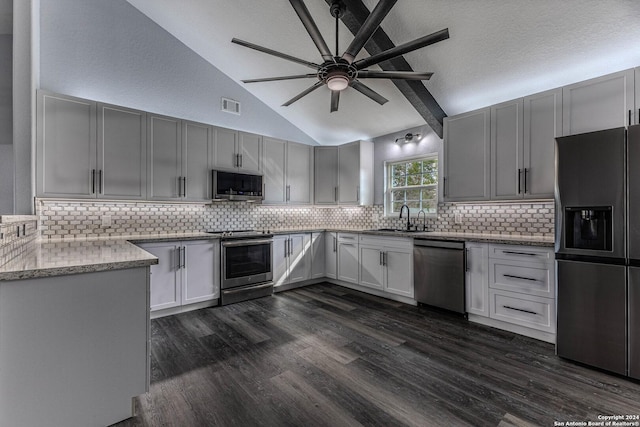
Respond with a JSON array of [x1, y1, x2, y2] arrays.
[[221, 97, 241, 115]]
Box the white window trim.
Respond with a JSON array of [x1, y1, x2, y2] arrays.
[[384, 153, 439, 218]]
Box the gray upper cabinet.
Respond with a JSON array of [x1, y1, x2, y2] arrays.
[[182, 121, 213, 201], [314, 141, 373, 206], [37, 91, 146, 200], [443, 107, 491, 202], [262, 138, 313, 205], [37, 91, 97, 198], [562, 68, 635, 135], [287, 141, 313, 205], [262, 136, 287, 204], [491, 100, 523, 200], [213, 128, 261, 174], [490, 91, 558, 201], [147, 114, 182, 200], [523, 88, 561, 199], [314, 146, 339, 205], [338, 142, 361, 204], [98, 104, 147, 200]]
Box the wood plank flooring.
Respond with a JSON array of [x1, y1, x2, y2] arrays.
[[112, 283, 640, 427]]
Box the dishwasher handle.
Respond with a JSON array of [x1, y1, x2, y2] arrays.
[[414, 239, 464, 250]]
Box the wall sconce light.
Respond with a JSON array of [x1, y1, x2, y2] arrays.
[[394, 133, 422, 145]]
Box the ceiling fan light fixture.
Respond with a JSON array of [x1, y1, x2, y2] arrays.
[[327, 75, 349, 91]]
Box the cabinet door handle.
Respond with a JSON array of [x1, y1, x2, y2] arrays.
[[443, 177, 446, 198], [334, 186, 338, 202], [239, 154, 243, 168], [286, 185, 290, 201], [91, 169, 96, 194], [503, 305, 538, 316], [182, 246, 186, 269], [98, 170, 103, 194], [383, 252, 387, 266], [333, 236, 337, 252], [502, 250, 538, 257], [177, 247, 182, 270], [183, 177, 187, 197], [517, 169, 522, 194], [379, 251, 383, 265], [465, 248, 469, 272], [523, 168, 528, 194], [503, 274, 538, 282], [177, 177, 182, 197], [356, 186, 360, 202]]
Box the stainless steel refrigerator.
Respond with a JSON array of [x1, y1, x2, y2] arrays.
[[555, 125, 640, 379]]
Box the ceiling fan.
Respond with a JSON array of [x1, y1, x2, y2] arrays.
[[231, 0, 449, 112]]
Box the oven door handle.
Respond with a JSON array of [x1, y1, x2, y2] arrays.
[[222, 239, 273, 247], [222, 282, 274, 294]]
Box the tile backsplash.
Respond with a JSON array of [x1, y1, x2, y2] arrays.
[[36, 199, 554, 240], [0, 216, 39, 266]]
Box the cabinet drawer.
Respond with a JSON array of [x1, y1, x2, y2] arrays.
[[338, 233, 359, 242], [359, 234, 412, 249], [489, 259, 555, 298], [489, 290, 555, 333], [488, 244, 553, 263]]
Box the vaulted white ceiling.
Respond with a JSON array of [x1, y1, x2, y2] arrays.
[[126, 0, 640, 145]]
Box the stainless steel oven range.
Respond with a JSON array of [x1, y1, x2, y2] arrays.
[[208, 230, 274, 305]]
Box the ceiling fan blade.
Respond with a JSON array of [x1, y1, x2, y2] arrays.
[[289, 0, 334, 62], [330, 90, 340, 113], [350, 80, 388, 105], [357, 70, 433, 80], [282, 81, 324, 107], [242, 74, 318, 83], [342, 0, 397, 64], [353, 28, 449, 70], [232, 38, 320, 70]]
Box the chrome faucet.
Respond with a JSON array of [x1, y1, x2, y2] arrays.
[[399, 204, 411, 231], [417, 209, 427, 231]]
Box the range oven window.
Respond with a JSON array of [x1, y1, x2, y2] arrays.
[[224, 241, 272, 279]]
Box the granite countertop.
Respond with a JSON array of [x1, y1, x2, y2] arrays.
[[0, 228, 553, 281]]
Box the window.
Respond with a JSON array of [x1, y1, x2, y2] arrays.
[[385, 155, 438, 216]]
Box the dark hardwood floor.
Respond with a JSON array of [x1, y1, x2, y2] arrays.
[[113, 283, 640, 427]]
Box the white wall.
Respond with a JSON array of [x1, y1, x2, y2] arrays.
[[38, 0, 316, 146], [371, 125, 442, 205]]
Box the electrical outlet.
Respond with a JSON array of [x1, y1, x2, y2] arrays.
[[102, 215, 112, 228], [454, 212, 462, 224]]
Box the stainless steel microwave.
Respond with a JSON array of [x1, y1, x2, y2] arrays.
[[212, 170, 263, 202]]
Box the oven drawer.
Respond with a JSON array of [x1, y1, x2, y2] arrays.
[[489, 290, 555, 333], [489, 259, 555, 298]]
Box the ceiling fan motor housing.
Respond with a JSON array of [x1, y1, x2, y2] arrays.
[[318, 58, 357, 89]]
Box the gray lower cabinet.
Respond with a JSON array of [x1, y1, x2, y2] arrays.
[[443, 107, 491, 202], [137, 240, 219, 313], [325, 231, 338, 279], [465, 242, 489, 317], [337, 233, 359, 283], [37, 91, 146, 199], [311, 232, 325, 279], [273, 233, 312, 288], [563, 68, 635, 135]]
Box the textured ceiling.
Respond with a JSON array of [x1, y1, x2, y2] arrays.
[[126, 0, 640, 145]]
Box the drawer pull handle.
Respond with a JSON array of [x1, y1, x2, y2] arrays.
[[502, 251, 538, 257], [503, 305, 538, 316], [503, 274, 538, 282]]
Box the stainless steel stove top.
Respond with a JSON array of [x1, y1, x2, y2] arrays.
[[206, 230, 273, 240]]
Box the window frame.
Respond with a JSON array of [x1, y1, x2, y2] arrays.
[[384, 153, 439, 218]]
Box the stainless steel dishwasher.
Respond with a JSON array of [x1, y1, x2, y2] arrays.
[[413, 239, 466, 314]]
